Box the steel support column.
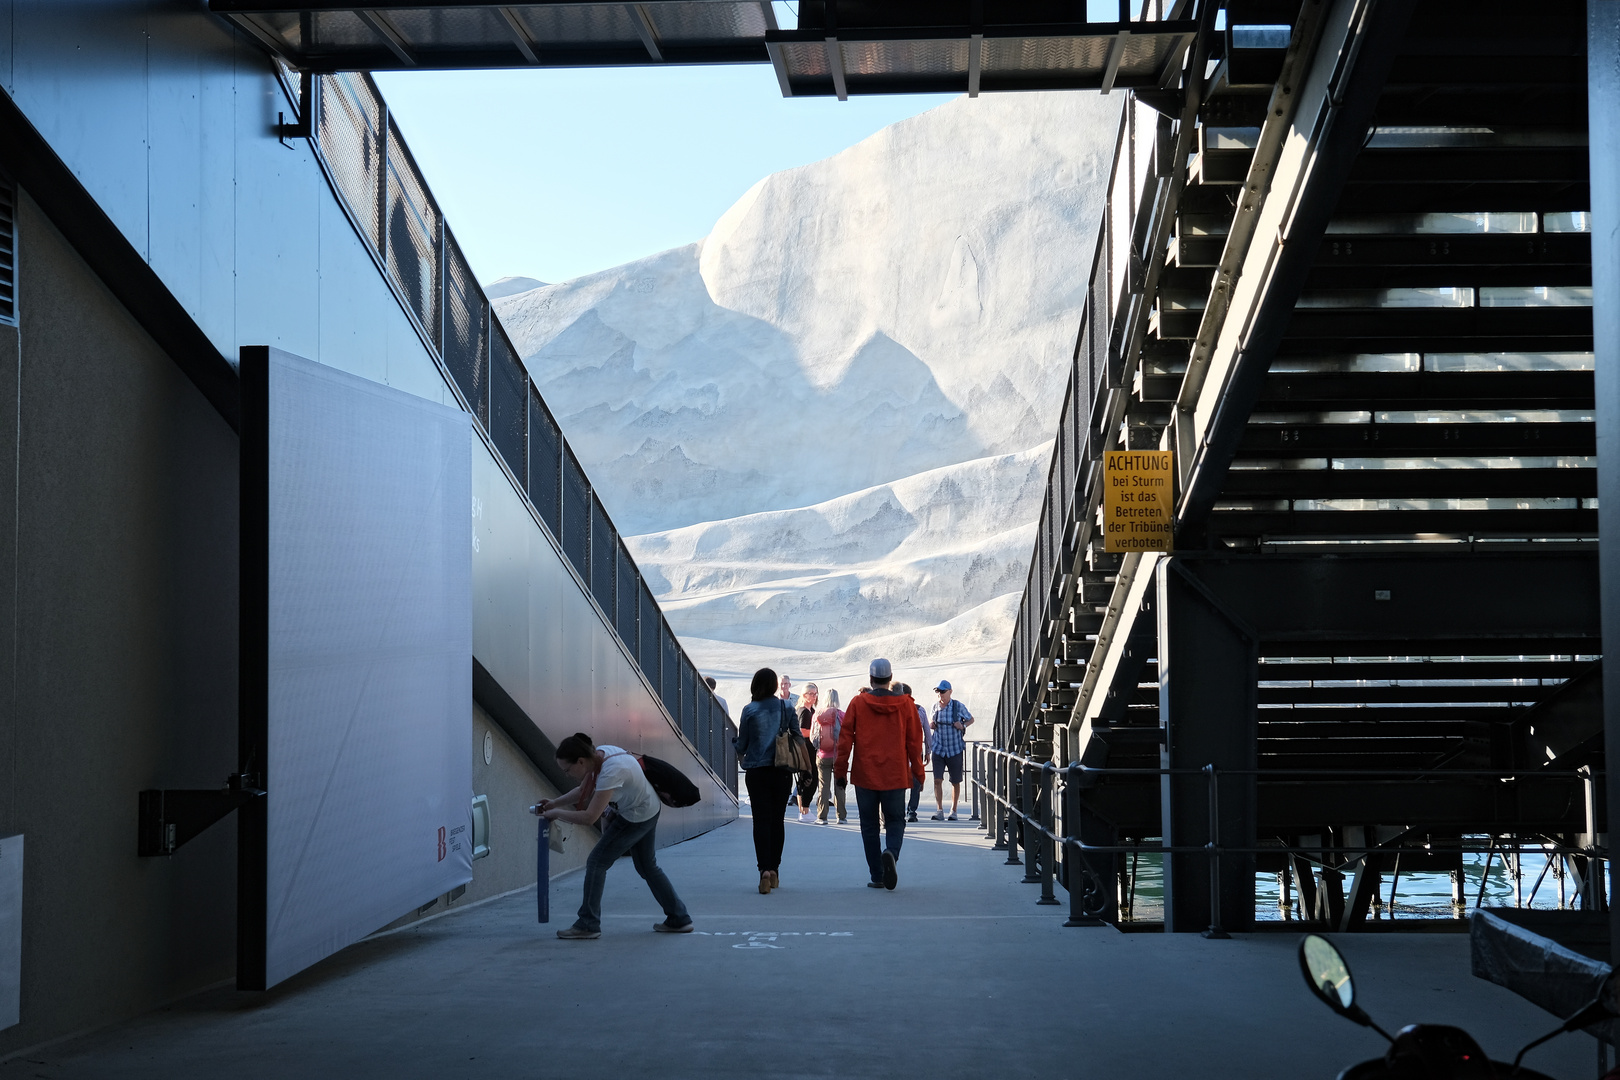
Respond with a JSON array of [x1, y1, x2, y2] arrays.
[[1590, 0, 1620, 966], [1158, 559, 1257, 933]]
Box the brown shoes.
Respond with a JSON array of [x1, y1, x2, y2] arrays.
[[759, 872, 772, 894], [768, 870, 779, 889]]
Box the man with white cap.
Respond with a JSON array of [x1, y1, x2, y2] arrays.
[[834, 658, 925, 889], [929, 680, 974, 821]]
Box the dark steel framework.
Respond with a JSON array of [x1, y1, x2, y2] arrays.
[[210, 0, 1200, 100], [993, 0, 1605, 932], [305, 70, 736, 790]]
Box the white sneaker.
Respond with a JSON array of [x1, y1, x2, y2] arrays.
[[798, 811, 811, 822]]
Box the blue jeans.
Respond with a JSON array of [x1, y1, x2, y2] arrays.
[[854, 786, 907, 883], [907, 778, 923, 815], [575, 810, 690, 933]]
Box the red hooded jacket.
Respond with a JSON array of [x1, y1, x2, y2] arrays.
[[835, 689, 925, 790]]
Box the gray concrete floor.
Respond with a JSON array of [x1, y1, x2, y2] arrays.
[[3, 810, 1602, 1079]]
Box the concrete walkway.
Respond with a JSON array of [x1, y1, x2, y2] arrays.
[[4, 811, 1597, 1079]]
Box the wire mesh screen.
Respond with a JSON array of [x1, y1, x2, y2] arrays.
[[639, 584, 660, 682], [590, 498, 615, 615], [677, 661, 693, 745], [385, 119, 441, 346], [616, 540, 638, 647], [488, 328, 527, 483], [561, 448, 590, 581], [527, 390, 561, 539], [444, 233, 489, 427], [318, 75, 383, 251], [661, 625, 679, 724]]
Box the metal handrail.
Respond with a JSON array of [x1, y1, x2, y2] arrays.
[[968, 742, 1608, 932]]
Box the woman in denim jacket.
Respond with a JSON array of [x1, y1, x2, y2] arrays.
[[733, 666, 796, 894]]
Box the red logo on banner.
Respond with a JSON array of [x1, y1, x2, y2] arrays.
[[437, 826, 446, 861]]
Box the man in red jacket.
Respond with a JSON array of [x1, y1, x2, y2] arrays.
[[835, 657, 926, 890]]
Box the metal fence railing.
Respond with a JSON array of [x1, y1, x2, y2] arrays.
[[994, 92, 1172, 753], [968, 743, 1609, 930], [304, 71, 737, 793]]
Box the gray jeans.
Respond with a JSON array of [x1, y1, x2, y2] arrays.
[[816, 760, 844, 820], [574, 809, 690, 933]]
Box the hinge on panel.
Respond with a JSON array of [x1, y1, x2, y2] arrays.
[[137, 773, 266, 857]]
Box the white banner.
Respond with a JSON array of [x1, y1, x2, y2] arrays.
[[263, 352, 472, 989]]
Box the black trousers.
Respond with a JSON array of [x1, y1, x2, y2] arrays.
[[745, 767, 793, 872]]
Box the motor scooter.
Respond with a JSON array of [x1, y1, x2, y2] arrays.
[[1299, 933, 1617, 1078]]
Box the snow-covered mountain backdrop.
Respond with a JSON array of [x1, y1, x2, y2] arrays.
[[493, 90, 1121, 721]]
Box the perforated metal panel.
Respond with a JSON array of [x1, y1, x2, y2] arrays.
[[317, 75, 382, 251], [616, 540, 638, 647], [639, 583, 660, 677], [561, 447, 589, 580], [380, 7, 508, 47], [384, 119, 440, 344], [488, 328, 527, 481], [590, 498, 614, 615], [982, 34, 1112, 77], [444, 233, 488, 426], [842, 38, 968, 77], [527, 389, 560, 538], [650, 2, 770, 42], [310, 9, 378, 47]]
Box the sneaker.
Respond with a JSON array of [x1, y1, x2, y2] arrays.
[[930, 812, 944, 821], [907, 812, 918, 822], [882, 851, 898, 890], [654, 920, 694, 933], [557, 926, 600, 940], [866, 881, 885, 889], [837, 817, 848, 824], [798, 811, 811, 822], [948, 813, 959, 821]]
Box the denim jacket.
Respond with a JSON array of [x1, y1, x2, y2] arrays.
[[733, 698, 794, 770]]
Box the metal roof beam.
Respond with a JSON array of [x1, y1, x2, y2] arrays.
[[497, 7, 541, 64], [628, 4, 664, 61], [356, 9, 415, 65]]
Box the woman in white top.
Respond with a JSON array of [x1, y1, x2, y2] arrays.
[[537, 732, 693, 939]]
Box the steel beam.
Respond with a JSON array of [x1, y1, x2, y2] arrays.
[[1158, 560, 1258, 934], [1173, 553, 1600, 642], [1589, 0, 1620, 953]]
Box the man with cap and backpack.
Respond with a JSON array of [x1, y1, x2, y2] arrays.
[[929, 680, 974, 821], [834, 658, 925, 890]]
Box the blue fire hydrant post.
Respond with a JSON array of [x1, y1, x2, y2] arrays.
[[536, 814, 550, 923]]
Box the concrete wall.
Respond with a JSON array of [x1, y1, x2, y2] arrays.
[[0, 192, 240, 1056]]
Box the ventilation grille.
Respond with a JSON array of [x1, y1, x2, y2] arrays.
[[0, 184, 16, 325]]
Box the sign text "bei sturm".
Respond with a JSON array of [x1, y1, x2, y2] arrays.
[[1103, 450, 1173, 553]]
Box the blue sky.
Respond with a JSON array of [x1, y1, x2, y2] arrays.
[[374, 64, 953, 287]]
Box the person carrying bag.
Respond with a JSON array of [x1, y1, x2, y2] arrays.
[[733, 667, 799, 895], [774, 698, 815, 773]]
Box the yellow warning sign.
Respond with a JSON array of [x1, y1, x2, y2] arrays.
[[1103, 450, 1174, 553]]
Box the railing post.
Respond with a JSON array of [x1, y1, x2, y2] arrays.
[[1203, 764, 1229, 939], [1063, 765, 1102, 926], [970, 744, 982, 822], [1037, 765, 1060, 905], [984, 748, 997, 848], [1021, 762, 1041, 881], [1004, 756, 1022, 866]]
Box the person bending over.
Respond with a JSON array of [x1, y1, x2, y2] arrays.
[[537, 733, 693, 939]]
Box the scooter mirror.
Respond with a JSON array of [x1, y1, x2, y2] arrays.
[[1300, 934, 1355, 1013]]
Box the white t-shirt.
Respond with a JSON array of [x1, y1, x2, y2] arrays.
[[595, 746, 660, 824]]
